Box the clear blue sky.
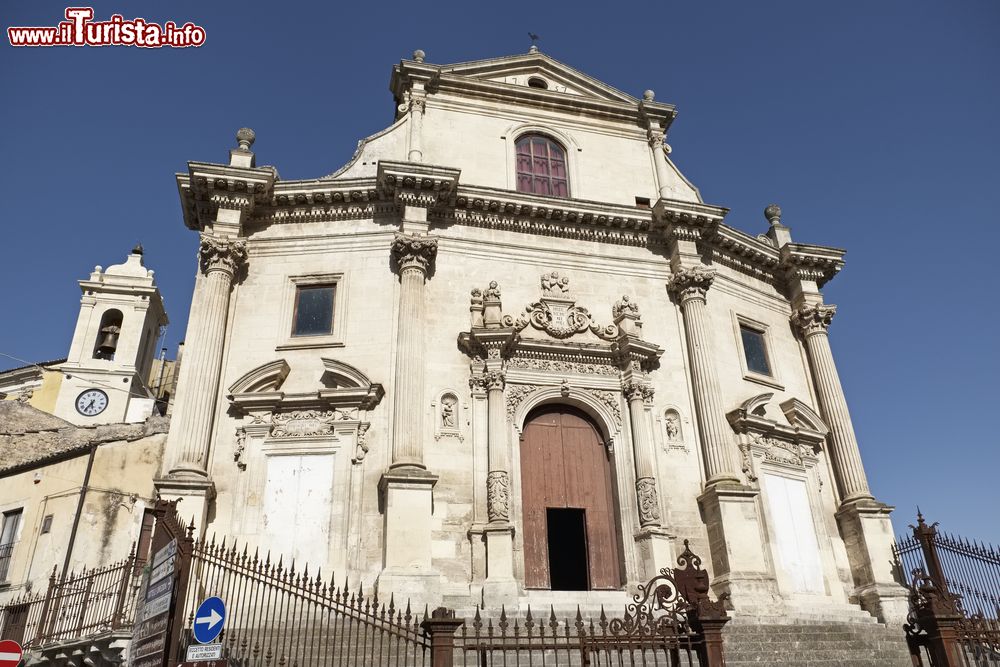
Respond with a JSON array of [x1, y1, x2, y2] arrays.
[[2, 1, 997, 543]]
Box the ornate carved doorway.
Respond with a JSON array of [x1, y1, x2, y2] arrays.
[[520, 405, 623, 590]]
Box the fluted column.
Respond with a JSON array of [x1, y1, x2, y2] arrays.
[[485, 371, 510, 523], [389, 233, 437, 469], [624, 381, 661, 527], [647, 125, 674, 200], [668, 267, 742, 485], [404, 87, 427, 163], [793, 304, 873, 503], [167, 234, 247, 477]]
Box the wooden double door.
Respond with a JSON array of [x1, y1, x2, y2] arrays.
[[520, 405, 623, 590]]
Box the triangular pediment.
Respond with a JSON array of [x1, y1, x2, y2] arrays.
[[440, 52, 638, 104]]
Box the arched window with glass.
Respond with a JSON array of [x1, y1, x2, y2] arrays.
[[515, 134, 569, 197]]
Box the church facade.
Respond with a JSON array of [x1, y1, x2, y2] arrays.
[[151, 48, 902, 623]]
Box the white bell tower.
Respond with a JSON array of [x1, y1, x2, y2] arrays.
[[54, 245, 169, 425]]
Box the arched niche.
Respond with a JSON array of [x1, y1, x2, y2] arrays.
[[93, 308, 124, 360], [432, 389, 463, 441]]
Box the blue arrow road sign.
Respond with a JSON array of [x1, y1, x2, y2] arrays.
[[192, 596, 226, 644]]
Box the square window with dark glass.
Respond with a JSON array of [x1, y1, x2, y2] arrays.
[[292, 286, 335, 336], [740, 325, 772, 376]]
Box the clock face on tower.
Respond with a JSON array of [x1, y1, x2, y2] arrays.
[[76, 389, 109, 417]]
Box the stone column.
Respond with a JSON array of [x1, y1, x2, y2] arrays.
[[623, 381, 660, 527], [792, 304, 872, 503], [792, 304, 908, 623], [380, 232, 442, 604], [389, 233, 437, 469], [485, 371, 510, 523], [647, 124, 674, 200], [669, 266, 775, 603], [482, 369, 517, 604], [405, 85, 427, 163], [166, 234, 247, 478], [667, 268, 741, 485]]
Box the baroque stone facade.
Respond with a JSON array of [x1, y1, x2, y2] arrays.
[[150, 47, 907, 624]]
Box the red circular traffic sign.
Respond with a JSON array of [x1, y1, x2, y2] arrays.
[[0, 639, 22, 667]]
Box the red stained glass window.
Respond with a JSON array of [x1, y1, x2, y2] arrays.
[[515, 135, 569, 197]]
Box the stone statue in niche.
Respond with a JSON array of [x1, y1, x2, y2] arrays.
[[662, 408, 686, 451], [665, 414, 680, 441], [441, 394, 457, 428]]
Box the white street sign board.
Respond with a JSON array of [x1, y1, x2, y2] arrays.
[[152, 539, 177, 568], [149, 555, 175, 585], [186, 644, 223, 662], [142, 590, 172, 620]]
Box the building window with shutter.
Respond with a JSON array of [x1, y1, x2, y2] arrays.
[[0, 509, 23, 582], [515, 135, 569, 197]]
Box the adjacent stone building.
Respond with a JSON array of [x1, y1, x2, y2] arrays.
[[155, 46, 907, 626], [0, 248, 170, 595]]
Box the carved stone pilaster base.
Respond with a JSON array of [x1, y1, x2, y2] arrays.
[[481, 523, 518, 606], [633, 526, 676, 582], [836, 499, 909, 625], [697, 484, 779, 607], [379, 468, 441, 606], [153, 475, 215, 534]]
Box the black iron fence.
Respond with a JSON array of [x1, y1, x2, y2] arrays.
[[0, 547, 142, 647], [894, 512, 1000, 666], [3, 498, 730, 667], [176, 537, 728, 667], [176, 537, 431, 667], [452, 543, 728, 666]]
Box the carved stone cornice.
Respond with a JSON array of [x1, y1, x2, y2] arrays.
[[667, 266, 716, 303], [177, 162, 277, 231], [792, 304, 837, 337], [391, 233, 438, 274], [779, 243, 845, 288], [376, 161, 460, 209], [199, 234, 248, 277]]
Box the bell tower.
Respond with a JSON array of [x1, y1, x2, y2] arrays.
[[54, 245, 168, 425]]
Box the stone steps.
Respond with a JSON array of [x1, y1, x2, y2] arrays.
[[723, 621, 912, 667]]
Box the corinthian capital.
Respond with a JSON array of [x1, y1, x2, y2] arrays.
[[792, 304, 837, 336], [667, 267, 716, 302], [391, 233, 438, 274], [484, 371, 506, 391], [647, 127, 666, 150], [199, 234, 248, 277], [623, 381, 654, 404]]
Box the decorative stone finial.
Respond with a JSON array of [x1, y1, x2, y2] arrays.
[[528, 44, 539, 54], [236, 127, 256, 151], [643, 90, 655, 101], [413, 49, 425, 63], [764, 203, 782, 226], [132, 243, 144, 256]]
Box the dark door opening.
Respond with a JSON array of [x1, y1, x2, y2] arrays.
[[546, 508, 590, 591]]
